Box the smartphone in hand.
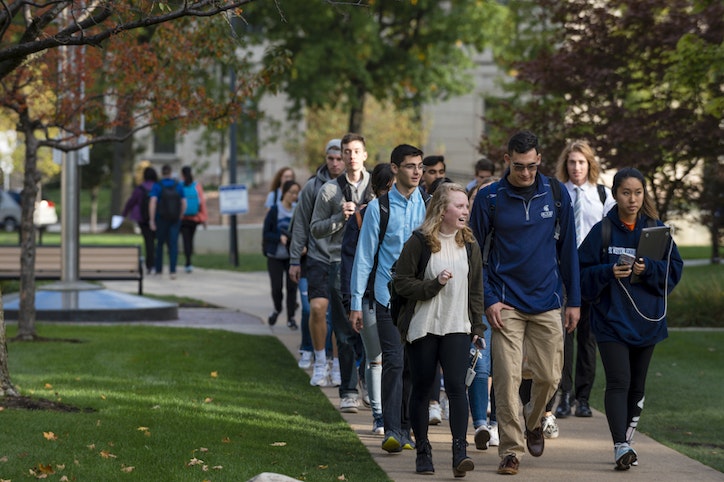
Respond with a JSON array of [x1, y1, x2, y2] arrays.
[[617, 253, 636, 267]]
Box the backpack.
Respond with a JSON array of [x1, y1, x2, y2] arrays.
[[183, 182, 199, 216], [139, 185, 151, 223], [595, 184, 607, 205], [336, 174, 375, 205], [157, 181, 182, 221], [481, 176, 562, 266]]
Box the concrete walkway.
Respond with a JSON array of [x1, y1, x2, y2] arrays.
[[101, 268, 723, 481]]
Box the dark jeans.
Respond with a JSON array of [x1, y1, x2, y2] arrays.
[[139, 222, 155, 271], [180, 219, 199, 267], [561, 301, 597, 402], [408, 333, 470, 443], [327, 262, 359, 399], [154, 218, 181, 274], [266, 257, 297, 320], [598, 341, 655, 444], [376, 301, 411, 435]]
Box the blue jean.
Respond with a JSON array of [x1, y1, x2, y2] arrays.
[[360, 298, 382, 418], [376, 301, 411, 435], [154, 218, 180, 274], [468, 317, 492, 428], [328, 262, 359, 399], [298, 277, 312, 352]]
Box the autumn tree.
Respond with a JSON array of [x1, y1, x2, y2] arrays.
[[244, 0, 505, 134], [0, 0, 289, 395], [480, 0, 723, 257]]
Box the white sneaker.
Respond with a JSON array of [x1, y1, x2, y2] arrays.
[[439, 391, 450, 420], [542, 414, 560, 439], [488, 423, 499, 446], [329, 359, 341, 387], [298, 351, 313, 370], [474, 425, 491, 450], [310, 364, 330, 387], [428, 402, 442, 425], [339, 397, 359, 414]]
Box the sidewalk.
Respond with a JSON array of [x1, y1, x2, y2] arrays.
[[102, 269, 723, 481]]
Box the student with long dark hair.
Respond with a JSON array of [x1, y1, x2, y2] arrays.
[[578, 167, 683, 470], [180, 166, 208, 273]]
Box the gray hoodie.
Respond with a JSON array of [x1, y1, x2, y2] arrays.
[[288, 164, 337, 265]]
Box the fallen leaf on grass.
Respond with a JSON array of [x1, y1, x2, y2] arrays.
[[221, 437, 231, 443], [137, 426, 151, 436], [212, 465, 223, 470], [43, 432, 58, 441], [337, 475, 347, 481], [187, 458, 205, 466], [0, 455, 7, 462], [60, 476, 70, 481], [203, 397, 213, 403], [210, 371, 218, 378], [121, 465, 135, 473], [270, 442, 287, 447], [100, 450, 117, 459], [317, 464, 328, 469], [56, 464, 65, 470], [199, 447, 209, 453], [100, 394, 107, 400], [87, 444, 96, 450], [44, 383, 53, 389], [37, 463, 55, 474]]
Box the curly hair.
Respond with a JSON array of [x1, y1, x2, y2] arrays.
[[418, 183, 475, 253], [555, 140, 601, 184]]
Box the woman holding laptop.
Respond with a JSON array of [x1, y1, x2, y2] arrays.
[[577, 167, 683, 471]]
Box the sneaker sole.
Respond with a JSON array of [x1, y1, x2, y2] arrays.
[[616, 451, 637, 470], [474, 430, 490, 450], [382, 436, 402, 453], [340, 407, 359, 414]]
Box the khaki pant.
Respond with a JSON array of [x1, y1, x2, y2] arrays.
[[492, 308, 563, 459]]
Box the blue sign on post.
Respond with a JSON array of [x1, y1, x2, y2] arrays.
[[219, 184, 249, 215]]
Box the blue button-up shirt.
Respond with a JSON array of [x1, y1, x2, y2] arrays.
[[350, 184, 427, 311]]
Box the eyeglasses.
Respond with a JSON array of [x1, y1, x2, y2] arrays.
[[400, 163, 424, 171], [511, 162, 539, 172]]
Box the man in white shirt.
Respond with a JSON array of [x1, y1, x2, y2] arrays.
[[554, 140, 616, 420]]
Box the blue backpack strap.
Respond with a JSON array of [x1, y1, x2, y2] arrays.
[[481, 182, 499, 267], [548, 176, 563, 241]]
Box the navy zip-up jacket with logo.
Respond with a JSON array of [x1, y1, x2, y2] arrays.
[[470, 171, 581, 314], [578, 208, 683, 346]]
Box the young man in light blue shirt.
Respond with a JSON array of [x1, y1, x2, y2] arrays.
[[349, 144, 428, 453]]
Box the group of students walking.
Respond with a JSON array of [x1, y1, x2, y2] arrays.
[[264, 130, 683, 477], [122, 164, 207, 279]]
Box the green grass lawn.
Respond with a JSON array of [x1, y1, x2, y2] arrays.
[[1, 325, 389, 482], [590, 330, 724, 473]]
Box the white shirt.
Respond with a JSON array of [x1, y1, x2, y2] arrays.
[[565, 180, 617, 247], [406, 232, 470, 343]]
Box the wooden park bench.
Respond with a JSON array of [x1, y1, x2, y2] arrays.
[[0, 245, 143, 295]]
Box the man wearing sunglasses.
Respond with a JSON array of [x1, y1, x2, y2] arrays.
[[469, 130, 580, 476]]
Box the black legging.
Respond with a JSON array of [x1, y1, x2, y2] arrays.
[[180, 219, 198, 267], [139, 222, 155, 271], [266, 256, 297, 320], [407, 333, 470, 444], [598, 341, 655, 444]]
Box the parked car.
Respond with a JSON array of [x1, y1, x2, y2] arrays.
[[6, 190, 59, 229], [0, 189, 22, 232]]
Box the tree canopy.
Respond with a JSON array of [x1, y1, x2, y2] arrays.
[[481, 0, 723, 254], [245, 0, 505, 133]]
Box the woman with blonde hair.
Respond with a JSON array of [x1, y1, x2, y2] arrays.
[[393, 182, 485, 477]]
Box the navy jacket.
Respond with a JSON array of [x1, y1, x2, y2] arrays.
[[578, 208, 683, 346], [470, 172, 580, 313]]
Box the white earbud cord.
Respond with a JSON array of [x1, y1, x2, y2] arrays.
[[616, 238, 674, 323]]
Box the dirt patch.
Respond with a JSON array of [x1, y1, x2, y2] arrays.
[[0, 395, 95, 413]]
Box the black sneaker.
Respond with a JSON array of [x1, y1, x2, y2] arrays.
[[268, 311, 279, 326], [287, 319, 298, 330]]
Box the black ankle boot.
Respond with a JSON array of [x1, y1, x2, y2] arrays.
[[555, 391, 572, 418], [452, 438, 474, 477], [416, 439, 434, 474]]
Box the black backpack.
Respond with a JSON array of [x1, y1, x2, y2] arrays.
[[139, 185, 151, 223], [157, 181, 181, 221]]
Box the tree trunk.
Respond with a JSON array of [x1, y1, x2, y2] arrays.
[[347, 85, 367, 134], [110, 123, 134, 218], [16, 110, 41, 341], [0, 292, 19, 397]]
